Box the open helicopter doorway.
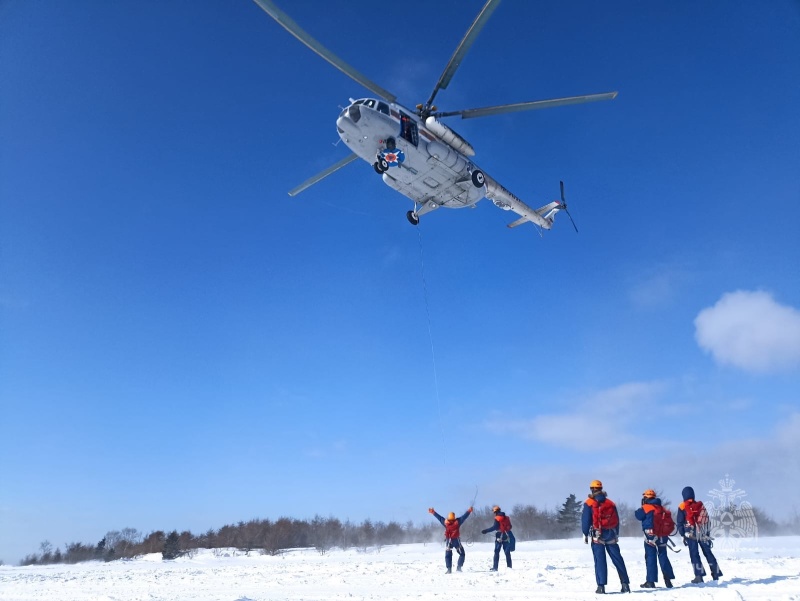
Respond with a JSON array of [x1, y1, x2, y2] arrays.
[[399, 112, 419, 146]]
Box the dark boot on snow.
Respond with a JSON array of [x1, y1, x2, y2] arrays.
[[595, 585, 605, 594], [664, 578, 673, 588], [621, 583, 631, 593], [640, 581, 655, 588], [691, 576, 704, 584]]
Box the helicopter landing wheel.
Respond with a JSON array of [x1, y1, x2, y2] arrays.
[[471, 169, 485, 188], [373, 161, 385, 174], [406, 210, 420, 226], [379, 157, 389, 171]]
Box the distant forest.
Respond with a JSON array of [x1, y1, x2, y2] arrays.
[[17, 496, 800, 566]]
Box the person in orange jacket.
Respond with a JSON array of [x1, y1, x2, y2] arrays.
[[582, 479, 631, 594], [634, 489, 676, 589], [481, 505, 514, 571], [429, 506, 473, 573], [676, 486, 723, 583]]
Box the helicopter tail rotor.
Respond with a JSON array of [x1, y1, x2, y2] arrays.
[[558, 181, 579, 233]]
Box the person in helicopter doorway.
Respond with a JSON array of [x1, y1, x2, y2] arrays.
[[582, 479, 631, 594], [481, 505, 514, 571], [634, 489, 676, 589], [676, 486, 723, 583], [428, 506, 473, 574]]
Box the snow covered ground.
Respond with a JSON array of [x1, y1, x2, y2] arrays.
[[1, 536, 798, 601]]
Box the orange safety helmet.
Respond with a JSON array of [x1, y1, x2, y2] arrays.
[[643, 489, 656, 499], [590, 479, 603, 489], [492, 505, 501, 513], [447, 512, 456, 521]]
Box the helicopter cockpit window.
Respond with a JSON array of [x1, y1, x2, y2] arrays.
[[377, 101, 389, 115], [399, 112, 419, 147], [363, 99, 376, 109], [347, 103, 361, 123]]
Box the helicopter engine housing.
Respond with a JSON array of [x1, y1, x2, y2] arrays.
[[424, 117, 476, 157], [426, 140, 469, 174]]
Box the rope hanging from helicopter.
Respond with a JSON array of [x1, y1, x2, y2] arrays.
[[415, 223, 449, 466]]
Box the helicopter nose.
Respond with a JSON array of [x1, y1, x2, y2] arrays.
[[336, 114, 360, 139]]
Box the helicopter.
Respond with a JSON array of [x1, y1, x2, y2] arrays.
[[253, 0, 617, 231]]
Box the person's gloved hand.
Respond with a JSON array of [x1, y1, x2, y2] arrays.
[[468, 507, 473, 513], [683, 537, 688, 546], [584, 535, 589, 544], [428, 508, 435, 514], [481, 529, 489, 534]]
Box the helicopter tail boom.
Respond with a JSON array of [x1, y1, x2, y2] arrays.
[[484, 176, 557, 230]]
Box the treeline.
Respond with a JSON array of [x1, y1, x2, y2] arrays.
[[18, 496, 800, 566]]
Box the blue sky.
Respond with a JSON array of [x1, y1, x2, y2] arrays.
[[1, 0, 799, 564]]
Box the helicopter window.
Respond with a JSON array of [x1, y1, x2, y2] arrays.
[[347, 103, 361, 123], [377, 101, 389, 115], [399, 112, 419, 147], [364, 99, 376, 108]]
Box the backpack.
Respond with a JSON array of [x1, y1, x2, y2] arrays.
[[592, 499, 619, 531], [652, 506, 675, 537], [684, 500, 708, 527], [684, 500, 710, 539]]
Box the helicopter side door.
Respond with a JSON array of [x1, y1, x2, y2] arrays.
[[399, 112, 419, 147]]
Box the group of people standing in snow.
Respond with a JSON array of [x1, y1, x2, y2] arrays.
[[429, 479, 723, 594], [427, 505, 514, 574]]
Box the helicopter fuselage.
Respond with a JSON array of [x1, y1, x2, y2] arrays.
[[336, 98, 488, 215]]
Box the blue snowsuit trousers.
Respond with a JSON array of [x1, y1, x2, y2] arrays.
[[591, 541, 630, 586], [492, 535, 512, 570], [644, 539, 675, 583], [687, 538, 722, 579]]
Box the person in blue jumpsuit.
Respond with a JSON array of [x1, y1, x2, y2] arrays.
[[429, 507, 472, 573], [582, 479, 630, 594], [634, 489, 676, 588], [481, 505, 513, 571], [676, 486, 723, 583]]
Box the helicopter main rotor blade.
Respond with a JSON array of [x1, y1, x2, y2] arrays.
[[252, 0, 397, 103], [425, 0, 502, 109], [435, 91, 618, 119], [288, 153, 359, 197]]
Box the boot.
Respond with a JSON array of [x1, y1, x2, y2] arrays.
[[712, 568, 722, 581], [691, 576, 703, 584], [621, 583, 631, 593], [456, 566, 462, 572], [640, 581, 655, 588], [445, 568, 451, 574], [595, 585, 605, 594], [664, 578, 673, 588]]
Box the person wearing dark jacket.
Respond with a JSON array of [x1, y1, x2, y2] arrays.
[[481, 505, 513, 571], [634, 489, 676, 589], [676, 486, 723, 583], [429, 507, 473, 573], [582, 479, 631, 594]]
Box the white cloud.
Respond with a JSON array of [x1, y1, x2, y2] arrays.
[[694, 290, 800, 373], [486, 381, 666, 451], [629, 267, 689, 309]]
